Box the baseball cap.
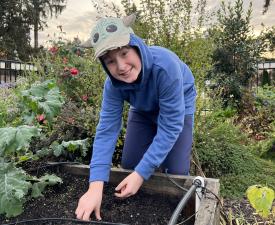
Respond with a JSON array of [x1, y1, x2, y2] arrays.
[[82, 14, 136, 58]]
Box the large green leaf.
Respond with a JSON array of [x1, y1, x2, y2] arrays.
[[0, 128, 16, 153], [246, 185, 274, 218], [31, 174, 62, 198], [0, 126, 40, 157], [62, 139, 89, 157], [51, 138, 90, 157], [0, 162, 32, 217], [38, 87, 64, 122], [51, 141, 64, 157], [21, 80, 55, 98], [0, 162, 63, 217], [21, 80, 64, 125]]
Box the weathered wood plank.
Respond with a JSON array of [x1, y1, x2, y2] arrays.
[[194, 178, 220, 225], [62, 164, 194, 195]]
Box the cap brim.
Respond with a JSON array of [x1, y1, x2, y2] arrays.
[[94, 34, 130, 58]]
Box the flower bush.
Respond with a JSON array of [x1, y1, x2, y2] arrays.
[[19, 38, 128, 163], [34, 38, 107, 136]]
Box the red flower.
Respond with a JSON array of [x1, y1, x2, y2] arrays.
[[36, 114, 45, 122], [70, 68, 79, 76], [49, 46, 58, 54], [82, 95, 88, 101]]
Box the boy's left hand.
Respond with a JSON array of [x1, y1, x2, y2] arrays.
[[115, 171, 144, 198]]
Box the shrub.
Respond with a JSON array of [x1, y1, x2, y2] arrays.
[[0, 87, 21, 127], [194, 119, 251, 177], [194, 110, 275, 197], [236, 87, 274, 140]]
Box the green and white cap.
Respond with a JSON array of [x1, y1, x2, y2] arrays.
[[82, 14, 136, 58]]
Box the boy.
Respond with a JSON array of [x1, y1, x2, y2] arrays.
[[75, 14, 196, 221]]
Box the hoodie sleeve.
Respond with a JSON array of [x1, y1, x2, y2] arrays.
[[135, 65, 185, 180], [89, 79, 124, 182]]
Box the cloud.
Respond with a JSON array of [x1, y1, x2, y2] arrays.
[[38, 0, 275, 46], [38, 0, 98, 46], [203, 0, 275, 34]]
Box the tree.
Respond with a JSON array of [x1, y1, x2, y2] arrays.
[[122, 0, 209, 52], [207, 0, 261, 108], [27, 0, 67, 49], [263, 0, 273, 14], [0, 0, 32, 60], [121, 0, 213, 90], [0, 0, 68, 59]]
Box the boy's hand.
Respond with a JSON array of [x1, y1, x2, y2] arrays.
[[115, 171, 144, 198], [75, 181, 104, 221]]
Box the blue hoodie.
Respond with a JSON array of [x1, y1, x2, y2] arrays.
[[89, 34, 196, 182]]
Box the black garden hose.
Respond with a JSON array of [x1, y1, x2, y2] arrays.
[[1, 217, 129, 225], [168, 178, 202, 225]]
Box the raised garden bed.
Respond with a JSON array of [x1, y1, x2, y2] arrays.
[[0, 163, 220, 225]]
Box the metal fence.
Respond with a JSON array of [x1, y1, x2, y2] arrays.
[[0, 60, 37, 87]]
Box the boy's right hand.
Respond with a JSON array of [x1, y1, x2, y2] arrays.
[[75, 181, 104, 221]]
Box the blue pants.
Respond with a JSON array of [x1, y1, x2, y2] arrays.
[[121, 109, 194, 175]]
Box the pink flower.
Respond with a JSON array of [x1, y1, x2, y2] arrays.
[[82, 95, 88, 101], [49, 46, 58, 54], [70, 68, 79, 76], [36, 114, 45, 122]]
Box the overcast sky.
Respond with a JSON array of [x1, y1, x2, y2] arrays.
[[38, 0, 275, 47]]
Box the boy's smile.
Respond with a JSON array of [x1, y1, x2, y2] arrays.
[[101, 46, 142, 83]]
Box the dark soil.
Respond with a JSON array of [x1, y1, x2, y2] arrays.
[[0, 162, 187, 225], [222, 198, 275, 224]]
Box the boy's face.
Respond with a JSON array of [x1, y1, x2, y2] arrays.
[[101, 46, 141, 83]]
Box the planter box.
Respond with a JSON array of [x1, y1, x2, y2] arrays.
[[61, 164, 220, 225]]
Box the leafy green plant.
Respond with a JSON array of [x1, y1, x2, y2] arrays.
[[0, 126, 40, 159], [0, 87, 21, 127], [0, 161, 62, 217], [246, 185, 275, 219], [20, 79, 64, 127], [30, 174, 63, 198], [0, 162, 31, 217], [255, 85, 275, 109], [50, 138, 90, 160]]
